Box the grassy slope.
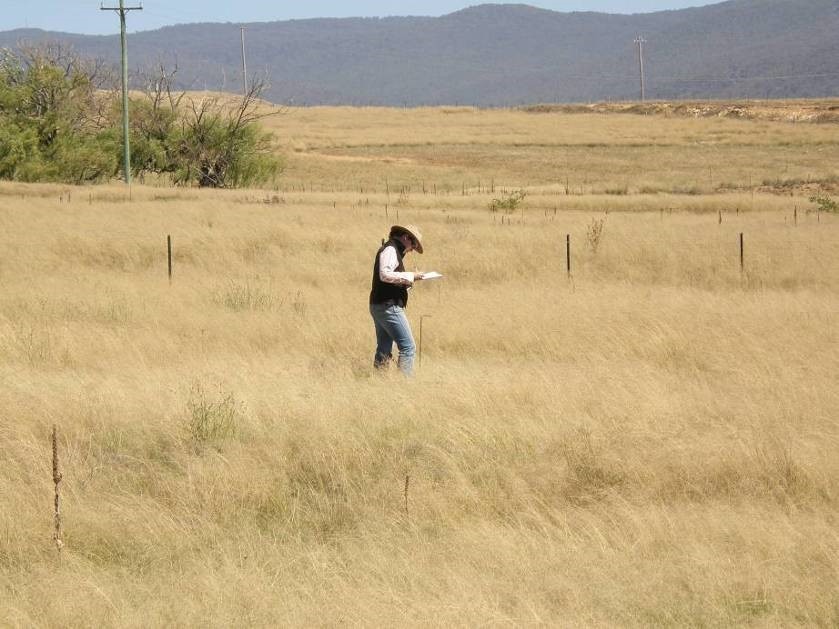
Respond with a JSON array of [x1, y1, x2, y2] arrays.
[[1, 105, 838, 626]]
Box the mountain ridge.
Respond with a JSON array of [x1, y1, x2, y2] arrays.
[[1, 1, 837, 106]]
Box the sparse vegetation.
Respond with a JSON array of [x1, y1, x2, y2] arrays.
[[185, 382, 239, 444], [809, 193, 838, 214], [488, 188, 526, 213], [586, 217, 606, 254], [215, 278, 279, 312]]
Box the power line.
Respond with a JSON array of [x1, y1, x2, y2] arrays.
[[101, 0, 142, 187], [123, 1, 205, 25]]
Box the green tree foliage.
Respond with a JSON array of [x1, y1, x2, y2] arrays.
[[0, 46, 118, 183], [0, 48, 282, 187], [170, 106, 279, 188], [130, 66, 282, 188]]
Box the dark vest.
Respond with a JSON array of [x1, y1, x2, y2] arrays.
[[370, 239, 409, 306]]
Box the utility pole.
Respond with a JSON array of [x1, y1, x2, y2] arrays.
[[101, 0, 142, 186], [240, 26, 248, 97], [634, 36, 647, 101]]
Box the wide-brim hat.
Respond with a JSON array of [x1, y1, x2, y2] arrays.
[[391, 224, 424, 254]]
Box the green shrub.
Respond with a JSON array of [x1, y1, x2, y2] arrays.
[[488, 189, 527, 213], [809, 194, 838, 213]]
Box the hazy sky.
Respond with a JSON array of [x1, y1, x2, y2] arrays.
[[2, 1, 722, 35]]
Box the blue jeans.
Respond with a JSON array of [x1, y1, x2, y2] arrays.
[[370, 302, 416, 375]]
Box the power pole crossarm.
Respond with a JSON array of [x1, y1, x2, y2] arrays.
[[101, 1, 143, 186]]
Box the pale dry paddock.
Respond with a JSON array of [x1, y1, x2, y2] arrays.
[[1, 105, 839, 626], [267, 105, 839, 196]]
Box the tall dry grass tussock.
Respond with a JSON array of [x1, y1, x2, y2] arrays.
[[2, 104, 839, 625]]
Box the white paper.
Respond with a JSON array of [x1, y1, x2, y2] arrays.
[[421, 271, 443, 280]]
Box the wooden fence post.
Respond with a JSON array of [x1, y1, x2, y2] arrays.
[[52, 426, 63, 553]]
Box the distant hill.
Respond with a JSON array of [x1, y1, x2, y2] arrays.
[[1, 0, 838, 106]]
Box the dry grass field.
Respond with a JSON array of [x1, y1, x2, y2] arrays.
[[1, 104, 838, 626]]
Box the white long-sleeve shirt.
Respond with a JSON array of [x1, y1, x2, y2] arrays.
[[378, 245, 416, 286]]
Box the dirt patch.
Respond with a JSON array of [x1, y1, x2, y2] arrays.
[[521, 100, 839, 124]]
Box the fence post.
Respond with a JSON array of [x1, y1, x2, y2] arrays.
[[167, 235, 173, 283], [52, 425, 63, 554], [739, 232, 744, 273]]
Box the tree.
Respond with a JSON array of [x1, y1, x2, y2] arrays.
[[0, 44, 119, 183], [0, 48, 283, 187], [132, 65, 283, 188], [129, 63, 184, 180]]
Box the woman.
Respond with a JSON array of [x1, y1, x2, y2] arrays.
[[369, 224, 426, 375]]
